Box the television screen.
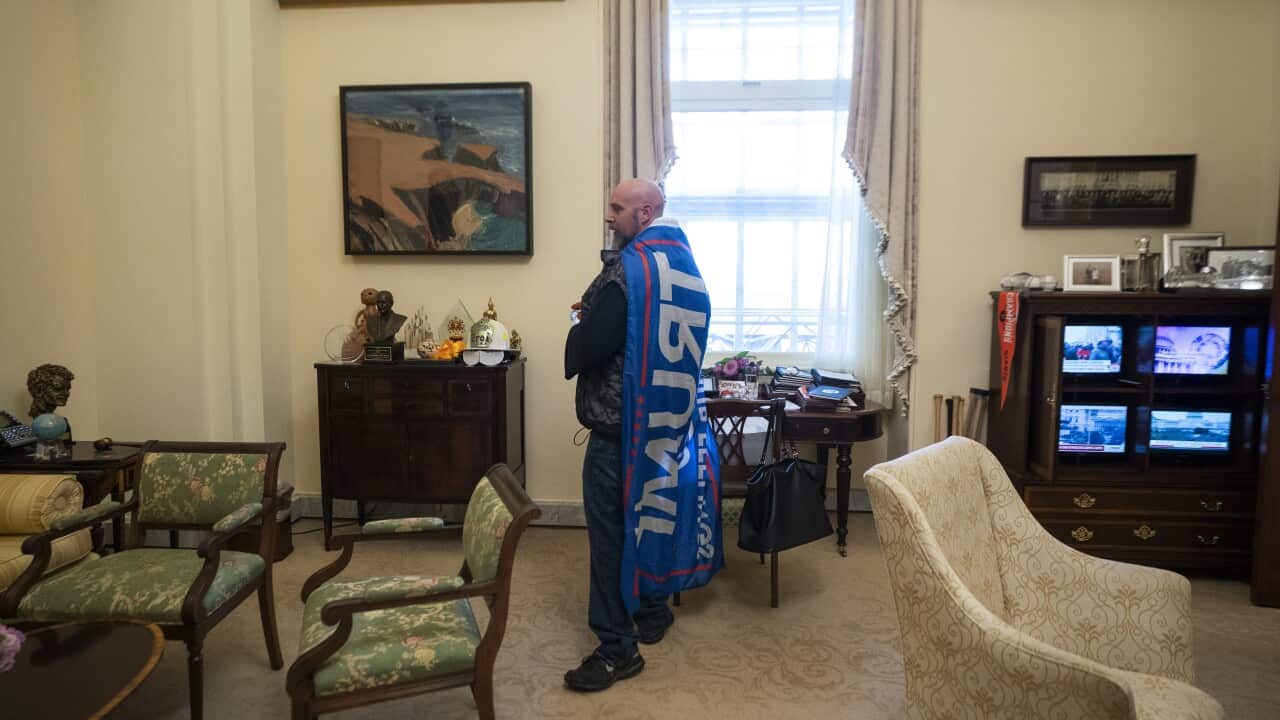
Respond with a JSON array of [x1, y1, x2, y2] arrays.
[[1150, 410, 1231, 452], [1154, 326, 1230, 375], [1059, 405, 1127, 454], [1062, 325, 1122, 374]]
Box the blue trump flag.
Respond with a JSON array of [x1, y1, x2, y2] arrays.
[[619, 220, 722, 614]]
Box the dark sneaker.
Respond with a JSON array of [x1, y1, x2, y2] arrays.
[[564, 653, 645, 692], [637, 615, 674, 645]]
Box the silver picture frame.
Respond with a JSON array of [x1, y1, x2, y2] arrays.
[[1064, 255, 1122, 292], [1161, 232, 1224, 276]]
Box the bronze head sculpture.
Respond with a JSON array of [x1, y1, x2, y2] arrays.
[[365, 290, 408, 343], [27, 364, 74, 418]]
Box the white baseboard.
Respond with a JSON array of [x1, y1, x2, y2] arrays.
[[293, 488, 870, 529]]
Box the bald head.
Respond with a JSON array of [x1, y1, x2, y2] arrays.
[[606, 178, 666, 245]]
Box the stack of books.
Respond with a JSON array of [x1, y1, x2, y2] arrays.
[[810, 368, 865, 406], [767, 366, 812, 398], [796, 384, 860, 412]]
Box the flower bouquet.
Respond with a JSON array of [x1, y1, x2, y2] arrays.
[[706, 352, 768, 399], [0, 623, 23, 673]]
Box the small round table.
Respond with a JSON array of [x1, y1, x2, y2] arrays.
[[0, 621, 164, 719]]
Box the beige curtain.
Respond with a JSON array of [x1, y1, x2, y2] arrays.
[[843, 0, 920, 413], [603, 0, 676, 238]]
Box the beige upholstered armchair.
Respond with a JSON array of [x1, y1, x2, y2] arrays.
[[864, 437, 1223, 720]]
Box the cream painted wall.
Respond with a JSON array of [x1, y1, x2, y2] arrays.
[[911, 0, 1280, 448], [280, 0, 603, 500], [0, 0, 100, 437]]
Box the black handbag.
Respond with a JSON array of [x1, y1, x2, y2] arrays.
[[737, 428, 834, 554]]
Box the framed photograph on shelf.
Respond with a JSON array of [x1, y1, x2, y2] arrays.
[[1161, 232, 1224, 276], [1022, 155, 1195, 227], [340, 82, 533, 256], [1204, 246, 1274, 290], [1064, 255, 1122, 292]]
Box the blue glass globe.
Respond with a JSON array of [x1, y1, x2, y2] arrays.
[[32, 413, 68, 442]]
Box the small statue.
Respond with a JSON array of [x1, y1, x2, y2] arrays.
[[432, 316, 468, 360], [27, 364, 73, 418], [510, 329, 522, 351], [364, 290, 408, 343], [354, 287, 378, 334]]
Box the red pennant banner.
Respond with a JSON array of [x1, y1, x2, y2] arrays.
[[998, 291, 1020, 410]]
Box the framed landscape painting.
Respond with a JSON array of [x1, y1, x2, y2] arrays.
[[340, 82, 532, 255], [1022, 155, 1195, 227]]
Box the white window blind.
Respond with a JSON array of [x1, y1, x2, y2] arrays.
[[666, 0, 855, 354]]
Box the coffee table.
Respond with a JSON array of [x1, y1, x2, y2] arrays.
[[0, 621, 164, 719]]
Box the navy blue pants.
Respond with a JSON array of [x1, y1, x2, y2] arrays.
[[582, 431, 673, 664]]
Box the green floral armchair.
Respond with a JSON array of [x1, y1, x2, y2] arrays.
[[0, 441, 287, 720], [286, 463, 540, 720]]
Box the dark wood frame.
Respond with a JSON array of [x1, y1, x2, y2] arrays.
[[1022, 154, 1195, 227], [340, 82, 533, 256], [1251, 183, 1280, 606], [0, 441, 288, 720], [286, 463, 540, 720]]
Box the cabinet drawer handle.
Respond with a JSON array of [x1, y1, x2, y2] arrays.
[[1133, 524, 1157, 541], [1199, 499, 1223, 512], [1070, 526, 1094, 542], [822, 426, 831, 436], [1195, 534, 1220, 546], [1073, 493, 1096, 509], [466, 383, 472, 392], [343, 380, 351, 391]]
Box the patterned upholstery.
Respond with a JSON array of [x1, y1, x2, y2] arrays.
[[16, 548, 264, 623], [0, 473, 94, 592], [299, 575, 474, 696], [864, 437, 1223, 720], [461, 477, 512, 583], [138, 452, 269, 525], [362, 516, 445, 536]]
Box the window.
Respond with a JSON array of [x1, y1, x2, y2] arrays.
[[666, 0, 854, 354]]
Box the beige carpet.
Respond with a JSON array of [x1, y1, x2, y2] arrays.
[[107, 514, 1280, 719]]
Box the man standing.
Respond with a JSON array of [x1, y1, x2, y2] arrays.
[[563, 178, 680, 691]]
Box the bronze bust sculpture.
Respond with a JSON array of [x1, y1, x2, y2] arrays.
[[27, 364, 74, 418], [364, 290, 407, 343]]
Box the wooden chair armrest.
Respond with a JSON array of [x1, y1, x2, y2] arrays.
[[0, 498, 137, 616], [184, 498, 273, 624], [299, 524, 461, 601]]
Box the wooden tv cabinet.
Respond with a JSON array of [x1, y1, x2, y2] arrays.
[[986, 291, 1269, 574], [315, 360, 525, 550]]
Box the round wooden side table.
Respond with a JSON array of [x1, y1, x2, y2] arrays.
[[0, 621, 164, 719]]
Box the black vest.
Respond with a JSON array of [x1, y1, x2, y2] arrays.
[[574, 255, 626, 436]]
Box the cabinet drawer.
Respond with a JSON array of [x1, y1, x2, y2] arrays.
[[1041, 517, 1252, 552], [328, 375, 366, 413], [449, 380, 493, 415], [1026, 486, 1253, 517]]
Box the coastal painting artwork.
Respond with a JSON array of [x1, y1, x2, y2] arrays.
[[340, 83, 532, 255]]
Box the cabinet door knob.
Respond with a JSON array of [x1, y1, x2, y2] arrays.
[[466, 383, 472, 392], [1133, 524, 1157, 541], [1199, 499, 1223, 512], [1071, 526, 1094, 542], [1073, 492, 1096, 509], [822, 426, 831, 436], [343, 380, 351, 391], [1195, 534, 1220, 546]]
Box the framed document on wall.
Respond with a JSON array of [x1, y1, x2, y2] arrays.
[[1022, 155, 1195, 227]]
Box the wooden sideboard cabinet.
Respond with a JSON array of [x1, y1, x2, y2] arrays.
[[315, 360, 525, 549], [986, 291, 1269, 575]]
